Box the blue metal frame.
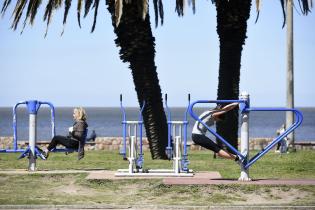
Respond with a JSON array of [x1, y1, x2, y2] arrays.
[[164, 94, 191, 171], [119, 94, 127, 159], [0, 100, 56, 160], [164, 94, 173, 159], [243, 107, 303, 169], [181, 94, 190, 171], [189, 100, 303, 169], [136, 102, 145, 169], [119, 94, 145, 168]]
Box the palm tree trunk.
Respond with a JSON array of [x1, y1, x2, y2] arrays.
[[215, 0, 251, 152], [106, 0, 168, 159]]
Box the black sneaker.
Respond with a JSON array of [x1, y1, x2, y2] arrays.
[[235, 155, 244, 166], [42, 150, 49, 159]]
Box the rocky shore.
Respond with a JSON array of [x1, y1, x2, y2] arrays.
[[1, 136, 314, 151]]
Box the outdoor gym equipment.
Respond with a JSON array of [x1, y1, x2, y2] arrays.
[[0, 100, 88, 171], [116, 94, 193, 177], [189, 91, 303, 181], [0, 100, 55, 171], [117, 94, 145, 174]]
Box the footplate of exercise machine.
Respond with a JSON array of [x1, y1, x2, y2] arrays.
[[115, 168, 194, 177]]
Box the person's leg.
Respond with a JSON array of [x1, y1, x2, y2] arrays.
[[44, 136, 78, 158], [192, 134, 236, 160], [47, 135, 68, 151], [192, 134, 219, 151], [217, 149, 236, 160]]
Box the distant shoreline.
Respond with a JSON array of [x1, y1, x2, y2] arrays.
[[0, 136, 314, 142]]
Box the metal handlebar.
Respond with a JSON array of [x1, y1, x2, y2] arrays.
[[244, 107, 303, 169]]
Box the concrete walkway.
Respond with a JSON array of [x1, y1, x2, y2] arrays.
[[163, 177, 315, 185]]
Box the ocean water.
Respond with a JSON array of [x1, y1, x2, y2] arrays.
[[0, 107, 314, 141]]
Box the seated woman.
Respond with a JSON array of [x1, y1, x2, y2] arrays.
[[42, 107, 88, 160]]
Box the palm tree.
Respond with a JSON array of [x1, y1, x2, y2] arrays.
[[106, 0, 168, 159], [214, 0, 312, 151], [214, 0, 252, 151], [175, 0, 251, 151], [175, 0, 312, 152], [1, 0, 168, 159]]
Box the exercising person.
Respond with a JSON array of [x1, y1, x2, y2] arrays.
[[42, 107, 88, 160], [192, 102, 240, 162]]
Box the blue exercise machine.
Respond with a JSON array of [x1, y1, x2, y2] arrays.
[[189, 92, 303, 181], [118, 94, 145, 172], [116, 94, 193, 177], [0, 100, 55, 171], [0, 100, 88, 171]]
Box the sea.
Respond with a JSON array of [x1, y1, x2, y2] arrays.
[[0, 107, 314, 142]]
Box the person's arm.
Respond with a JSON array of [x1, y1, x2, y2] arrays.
[[212, 102, 239, 118]]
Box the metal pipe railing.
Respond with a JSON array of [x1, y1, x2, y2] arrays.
[[244, 107, 303, 169]]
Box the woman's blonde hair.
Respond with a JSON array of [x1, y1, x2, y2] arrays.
[[74, 107, 87, 121]]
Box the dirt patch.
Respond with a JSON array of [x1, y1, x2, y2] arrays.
[[233, 188, 310, 205], [52, 180, 99, 196]]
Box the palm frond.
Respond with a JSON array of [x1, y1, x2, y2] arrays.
[[63, 0, 72, 25], [255, 0, 261, 23], [299, 0, 312, 14], [153, 0, 164, 27], [280, 0, 286, 28], [175, 0, 184, 16], [140, 0, 149, 20], [43, 0, 54, 37], [54, 0, 63, 9], [61, 0, 72, 36], [1, 0, 12, 16], [21, 0, 36, 33], [84, 0, 93, 17], [77, 0, 82, 28], [279, 0, 313, 28], [11, 0, 28, 31], [91, 0, 99, 32], [30, 0, 42, 25], [114, 0, 123, 27], [153, 0, 158, 27], [158, 0, 164, 25], [188, 0, 195, 14]]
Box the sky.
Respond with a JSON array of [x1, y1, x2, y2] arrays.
[[0, 1, 314, 107]]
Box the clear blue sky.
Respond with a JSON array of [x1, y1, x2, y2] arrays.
[[1, 1, 314, 107]]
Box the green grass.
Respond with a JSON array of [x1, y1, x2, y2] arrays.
[[1, 150, 315, 179], [0, 150, 315, 206]]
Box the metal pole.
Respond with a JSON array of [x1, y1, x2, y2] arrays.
[[286, 0, 295, 149], [239, 92, 251, 181], [13, 105, 18, 151], [129, 136, 135, 174], [174, 136, 181, 174], [28, 113, 36, 171]]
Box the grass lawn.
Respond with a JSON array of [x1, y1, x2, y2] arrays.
[[0, 150, 315, 207]]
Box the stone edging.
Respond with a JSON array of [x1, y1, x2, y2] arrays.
[[1, 136, 314, 151]]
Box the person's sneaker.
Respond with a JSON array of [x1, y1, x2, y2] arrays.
[[42, 150, 49, 159], [235, 155, 244, 166]]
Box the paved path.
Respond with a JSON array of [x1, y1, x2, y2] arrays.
[[163, 177, 315, 185]]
